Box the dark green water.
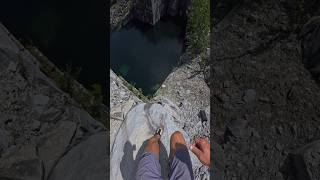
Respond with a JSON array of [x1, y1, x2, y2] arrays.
[[111, 18, 185, 95], [0, 0, 107, 91]]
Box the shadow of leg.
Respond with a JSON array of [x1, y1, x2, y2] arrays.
[[159, 141, 169, 179], [120, 141, 135, 180]]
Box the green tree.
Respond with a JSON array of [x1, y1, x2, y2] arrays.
[[186, 0, 210, 56]]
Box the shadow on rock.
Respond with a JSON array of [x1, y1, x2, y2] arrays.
[[280, 154, 311, 180]]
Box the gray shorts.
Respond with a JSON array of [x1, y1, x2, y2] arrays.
[[136, 147, 194, 180]]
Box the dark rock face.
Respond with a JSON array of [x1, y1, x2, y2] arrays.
[[133, 0, 165, 25], [281, 140, 320, 180], [48, 132, 108, 180], [110, 0, 134, 30], [111, 0, 190, 29], [166, 0, 190, 17], [133, 0, 190, 25], [0, 24, 108, 180], [211, 0, 320, 179], [212, 0, 243, 24], [300, 16, 320, 82]]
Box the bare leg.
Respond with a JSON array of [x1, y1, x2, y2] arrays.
[[169, 131, 187, 156], [136, 133, 162, 180], [168, 131, 194, 180], [145, 134, 161, 156]]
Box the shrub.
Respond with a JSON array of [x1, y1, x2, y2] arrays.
[[56, 65, 81, 95], [186, 0, 210, 56]]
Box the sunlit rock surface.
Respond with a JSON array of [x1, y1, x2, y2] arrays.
[[110, 102, 201, 180], [154, 58, 210, 140], [110, 56, 210, 179], [110, 69, 142, 147], [154, 58, 210, 179]]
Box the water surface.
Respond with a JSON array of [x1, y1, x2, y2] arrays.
[[111, 17, 185, 95]]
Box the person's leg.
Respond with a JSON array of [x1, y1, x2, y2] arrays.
[[145, 134, 161, 156], [136, 134, 163, 180], [168, 131, 194, 180]]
